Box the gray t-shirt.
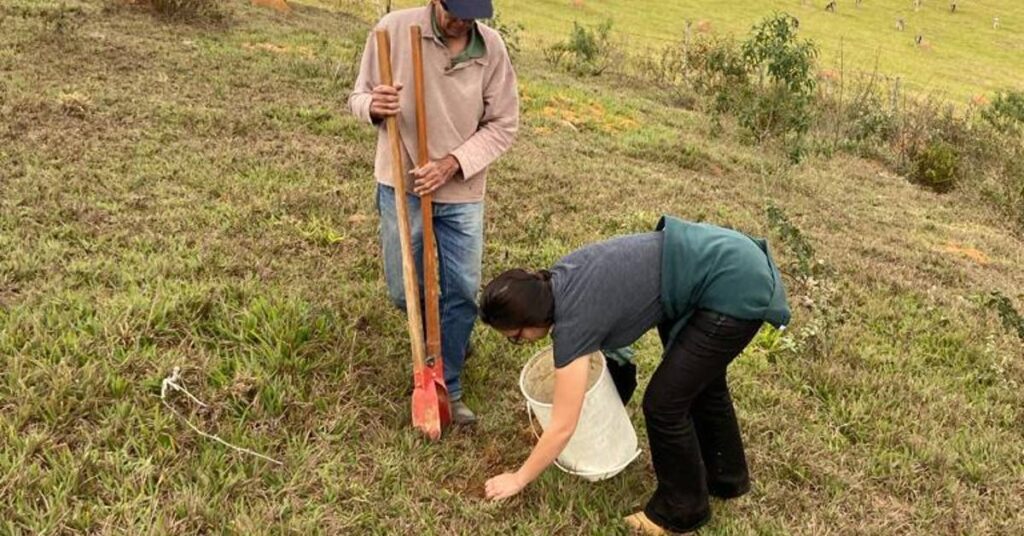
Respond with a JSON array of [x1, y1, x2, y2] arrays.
[[550, 232, 664, 368]]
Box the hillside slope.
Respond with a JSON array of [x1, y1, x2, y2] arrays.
[[2, 1, 1022, 534]]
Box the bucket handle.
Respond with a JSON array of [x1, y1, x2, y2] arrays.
[[526, 403, 642, 478]]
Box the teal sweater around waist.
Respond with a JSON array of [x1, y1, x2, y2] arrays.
[[656, 215, 792, 348]]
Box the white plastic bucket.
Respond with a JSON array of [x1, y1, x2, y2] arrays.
[[519, 347, 641, 482]]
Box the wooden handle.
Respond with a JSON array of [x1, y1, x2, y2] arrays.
[[411, 25, 430, 167], [411, 25, 443, 364], [376, 29, 428, 374]]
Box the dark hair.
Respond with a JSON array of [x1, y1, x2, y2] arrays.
[[479, 269, 554, 330]]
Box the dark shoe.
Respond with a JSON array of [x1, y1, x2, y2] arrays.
[[450, 399, 477, 425]]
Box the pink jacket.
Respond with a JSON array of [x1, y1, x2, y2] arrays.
[[349, 6, 520, 203]]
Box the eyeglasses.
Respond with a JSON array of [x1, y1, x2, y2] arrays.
[[507, 328, 527, 345]]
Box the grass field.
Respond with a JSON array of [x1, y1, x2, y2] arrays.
[[2, 0, 1024, 534], [382, 0, 1024, 101]]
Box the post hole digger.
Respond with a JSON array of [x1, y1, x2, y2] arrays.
[[375, 28, 451, 440]]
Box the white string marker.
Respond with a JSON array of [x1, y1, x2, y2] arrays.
[[160, 367, 284, 466]]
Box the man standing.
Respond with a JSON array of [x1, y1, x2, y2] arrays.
[[349, 0, 519, 423]]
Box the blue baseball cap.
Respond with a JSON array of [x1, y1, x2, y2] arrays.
[[442, 0, 493, 20]]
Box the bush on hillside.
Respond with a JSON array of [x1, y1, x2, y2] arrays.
[[982, 90, 1024, 134], [630, 43, 700, 108], [630, 34, 749, 121], [814, 72, 898, 159], [620, 12, 1022, 227], [544, 20, 616, 76], [912, 140, 959, 193], [633, 14, 817, 151], [737, 13, 818, 145], [686, 35, 749, 111]]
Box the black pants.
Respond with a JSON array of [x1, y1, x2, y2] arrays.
[[637, 310, 762, 533]]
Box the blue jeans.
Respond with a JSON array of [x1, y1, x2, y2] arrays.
[[376, 184, 483, 401]]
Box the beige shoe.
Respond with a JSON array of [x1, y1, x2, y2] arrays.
[[624, 512, 670, 535]]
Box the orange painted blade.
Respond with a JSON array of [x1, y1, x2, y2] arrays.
[[434, 373, 451, 428], [411, 368, 443, 440]]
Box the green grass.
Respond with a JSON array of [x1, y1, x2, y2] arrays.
[[2, 0, 1024, 534]]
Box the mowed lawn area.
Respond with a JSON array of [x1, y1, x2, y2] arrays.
[[2, 0, 1023, 534]]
